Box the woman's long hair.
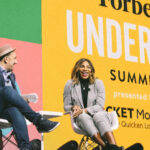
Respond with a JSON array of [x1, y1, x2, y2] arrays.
[[71, 58, 95, 84]]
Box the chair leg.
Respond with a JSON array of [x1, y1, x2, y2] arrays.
[[2, 131, 18, 148], [78, 136, 102, 150], [78, 136, 86, 150], [78, 136, 90, 150], [12, 131, 18, 146], [0, 130, 3, 150]]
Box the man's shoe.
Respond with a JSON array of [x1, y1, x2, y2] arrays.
[[30, 139, 41, 150], [36, 117, 60, 133]]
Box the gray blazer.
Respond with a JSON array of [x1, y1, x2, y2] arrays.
[[63, 79, 105, 116]]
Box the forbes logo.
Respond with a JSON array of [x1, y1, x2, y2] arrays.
[[99, 0, 150, 18]]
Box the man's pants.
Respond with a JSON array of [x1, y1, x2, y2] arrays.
[[0, 86, 41, 149], [2, 107, 31, 149]]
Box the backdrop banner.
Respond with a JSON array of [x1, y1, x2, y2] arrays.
[[42, 0, 150, 149]]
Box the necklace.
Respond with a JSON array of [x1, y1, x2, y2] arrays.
[[81, 83, 86, 90], [82, 86, 85, 90], [80, 78, 89, 91]]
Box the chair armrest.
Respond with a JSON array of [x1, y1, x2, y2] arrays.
[[0, 118, 32, 129], [0, 119, 12, 129], [38, 111, 63, 119], [64, 111, 72, 115], [0, 111, 63, 130], [64, 111, 87, 135], [109, 111, 119, 130]]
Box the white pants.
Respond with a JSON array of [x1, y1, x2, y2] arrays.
[[76, 111, 112, 137]]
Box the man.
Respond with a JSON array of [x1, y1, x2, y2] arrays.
[[0, 44, 60, 150]]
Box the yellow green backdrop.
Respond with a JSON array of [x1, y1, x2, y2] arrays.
[[42, 0, 150, 149]]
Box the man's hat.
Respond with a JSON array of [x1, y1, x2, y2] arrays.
[[0, 44, 16, 57]]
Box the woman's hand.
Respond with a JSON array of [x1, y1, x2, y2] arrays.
[[73, 109, 83, 118], [71, 105, 80, 112], [71, 105, 81, 118], [72, 107, 88, 118]]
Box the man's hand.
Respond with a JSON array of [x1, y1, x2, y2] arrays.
[[22, 96, 30, 103]]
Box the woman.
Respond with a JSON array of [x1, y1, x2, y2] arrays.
[[63, 58, 123, 150]]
